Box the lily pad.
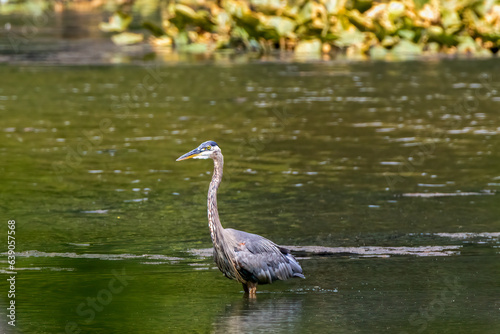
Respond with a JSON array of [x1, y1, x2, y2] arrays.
[[391, 39, 422, 58], [99, 12, 132, 33], [387, 1, 405, 20], [334, 27, 365, 47], [427, 25, 444, 37], [111, 32, 144, 46], [456, 36, 477, 54], [381, 35, 399, 47], [103, 0, 500, 58], [174, 4, 198, 20], [250, 0, 286, 12], [442, 11, 461, 29], [178, 43, 209, 53], [369, 44, 388, 59], [143, 21, 166, 37], [295, 39, 322, 53], [425, 42, 440, 54], [398, 29, 415, 40], [324, 0, 348, 15], [265, 16, 296, 37]]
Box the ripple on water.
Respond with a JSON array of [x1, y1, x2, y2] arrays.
[[81, 210, 108, 214], [376, 128, 396, 132], [402, 191, 495, 197], [352, 122, 383, 127], [189, 245, 462, 258], [8, 250, 183, 262], [433, 232, 500, 240], [380, 161, 403, 166], [0, 267, 75, 274], [417, 183, 446, 187], [124, 198, 148, 202]]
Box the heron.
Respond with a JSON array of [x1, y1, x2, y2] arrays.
[[176, 140, 304, 296]]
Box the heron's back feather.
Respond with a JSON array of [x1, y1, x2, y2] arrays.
[[216, 228, 304, 285]]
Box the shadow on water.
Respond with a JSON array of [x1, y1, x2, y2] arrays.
[[213, 296, 303, 333]]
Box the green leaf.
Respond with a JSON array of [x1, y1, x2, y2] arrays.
[[398, 29, 415, 40], [387, 1, 405, 21], [265, 16, 296, 37], [369, 44, 388, 59], [99, 12, 132, 33], [142, 21, 165, 37], [456, 36, 478, 54], [111, 32, 144, 45], [295, 39, 322, 53], [381, 35, 399, 47], [426, 42, 440, 54], [250, 0, 286, 12], [334, 27, 365, 47], [178, 43, 208, 53], [441, 11, 461, 29], [324, 0, 348, 15], [391, 39, 422, 58], [174, 4, 198, 20]]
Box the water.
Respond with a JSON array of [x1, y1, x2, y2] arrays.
[[1, 60, 499, 333]]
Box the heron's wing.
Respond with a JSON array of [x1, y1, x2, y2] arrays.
[[224, 228, 304, 284]]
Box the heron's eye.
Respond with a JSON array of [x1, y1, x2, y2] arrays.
[[206, 146, 211, 150]]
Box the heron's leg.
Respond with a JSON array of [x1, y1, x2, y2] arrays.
[[242, 283, 249, 294], [247, 281, 257, 297]]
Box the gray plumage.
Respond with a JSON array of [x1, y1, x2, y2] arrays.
[[216, 228, 305, 284], [177, 140, 304, 295]]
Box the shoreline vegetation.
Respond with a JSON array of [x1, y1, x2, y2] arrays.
[[98, 0, 500, 60], [2, 0, 500, 60]]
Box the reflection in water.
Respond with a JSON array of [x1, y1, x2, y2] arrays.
[[213, 297, 303, 334], [60, 9, 91, 39]]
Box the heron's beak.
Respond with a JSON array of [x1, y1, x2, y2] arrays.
[[176, 148, 202, 161]]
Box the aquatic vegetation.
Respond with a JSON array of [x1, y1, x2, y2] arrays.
[[100, 0, 500, 58], [99, 11, 145, 45]]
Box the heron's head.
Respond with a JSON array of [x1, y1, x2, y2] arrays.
[[176, 140, 220, 161]]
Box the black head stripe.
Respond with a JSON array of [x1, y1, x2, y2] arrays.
[[206, 140, 218, 147], [201, 140, 218, 148]]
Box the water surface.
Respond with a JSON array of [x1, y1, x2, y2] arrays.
[[1, 60, 499, 333]]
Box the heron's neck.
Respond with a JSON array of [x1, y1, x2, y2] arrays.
[[208, 152, 224, 245]]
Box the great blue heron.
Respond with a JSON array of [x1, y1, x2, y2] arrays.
[[176, 140, 304, 296]]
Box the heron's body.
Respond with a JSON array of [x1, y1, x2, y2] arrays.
[[177, 141, 304, 295]]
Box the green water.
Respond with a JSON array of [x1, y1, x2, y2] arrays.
[[1, 60, 500, 333]]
